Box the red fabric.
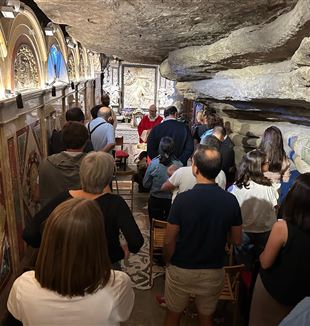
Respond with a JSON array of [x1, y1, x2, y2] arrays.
[[115, 150, 129, 158], [137, 115, 163, 143]]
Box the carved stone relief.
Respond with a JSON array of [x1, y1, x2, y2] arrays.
[[14, 44, 39, 91], [102, 61, 120, 107], [67, 53, 76, 81], [123, 66, 156, 110], [158, 76, 175, 108]]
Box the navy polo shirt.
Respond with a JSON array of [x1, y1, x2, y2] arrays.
[[168, 183, 242, 269]]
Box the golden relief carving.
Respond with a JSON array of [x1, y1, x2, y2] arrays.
[[79, 51, 85, 80], [14, 45, 39, 91], [68, 53, 76, 81]]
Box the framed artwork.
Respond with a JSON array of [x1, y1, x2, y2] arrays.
[[0, 170, 12, 291], [122, 64, 157, 110], [8, 137, 24, 260]]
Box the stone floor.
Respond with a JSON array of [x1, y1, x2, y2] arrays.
[[118, 174, 247, 326]]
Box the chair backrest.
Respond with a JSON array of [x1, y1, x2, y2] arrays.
[[115, 136, 124, 149], [219, 264, 245, 302], [151, 219, 168, 251]]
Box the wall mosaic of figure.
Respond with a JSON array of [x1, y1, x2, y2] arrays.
[[14, 44, 40, 91], [16, 123, 42, 220], [0, 169, 12, 292], [7, 137, 24, 261]]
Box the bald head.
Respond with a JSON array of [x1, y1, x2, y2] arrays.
[[148, 104, 157, 118], [193, 146, 222, 180], [98, 106, 112, 121]]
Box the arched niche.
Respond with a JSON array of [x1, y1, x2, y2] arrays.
[[45, 25, 68, 63], [47, 44, 68, 84], [5, 5, 47, 91]]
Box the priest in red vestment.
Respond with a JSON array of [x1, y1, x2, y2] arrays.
[[137, 104, 163, 143]]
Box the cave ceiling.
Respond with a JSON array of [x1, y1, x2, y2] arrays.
[[34, 0, 298, 64]]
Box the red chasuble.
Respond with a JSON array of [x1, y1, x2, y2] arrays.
[[137, 115, 163, 143]]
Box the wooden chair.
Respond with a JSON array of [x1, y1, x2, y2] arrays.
[[114, 136, 129, 171], [219, 264, 245, 326], [149, 219, 167, 287], [112, 175, 134, 212]]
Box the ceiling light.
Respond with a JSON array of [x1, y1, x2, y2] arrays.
[[1, 6, 15, 18], [44, 22, 55, 36], [44, 26, 54, 36], [66, 38, 76, 49]]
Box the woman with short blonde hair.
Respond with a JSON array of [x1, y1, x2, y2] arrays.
[[23, 152, 144, 267], [9, 198, 134, 325], [80, 151, 115, 194]]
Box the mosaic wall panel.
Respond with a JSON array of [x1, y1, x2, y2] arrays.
[[7, 138, 24, 260], [0, 169, 12, 291], [122, 66, 156, 110], [16, 123, 42, 220]]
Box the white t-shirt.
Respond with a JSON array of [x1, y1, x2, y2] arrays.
[[7, 270, 134, 326], [169, 166, 226, 202], [229, 180, 278, 233]]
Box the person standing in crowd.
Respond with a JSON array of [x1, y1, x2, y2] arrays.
[[161, 137, 226, 202], [143, 137, 182, 221], [23, 152, 144, 268], [193, 107, 216, 144], [137, 104, 163, 143], [87, 106, 115, 153], [39, 122, 88, 207], [9, 198, 135, 325], [49, 107, 93, 154], [147, 106, 194, 166], [163, 146, 242, 326], [212, 126, 236, 185], [250, 173, 310, 326], [258, 126, 290, 187], [229, 149, 278, 256]]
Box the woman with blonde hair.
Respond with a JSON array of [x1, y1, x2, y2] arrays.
[[23, 152, 144, 268], [9, 198, 134, 325]]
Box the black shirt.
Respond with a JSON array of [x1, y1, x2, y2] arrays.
[[22, 191, 144, 263], [168, 183, 242, 269], [147, 119, 194, 166], [260, 223, 310, 306]]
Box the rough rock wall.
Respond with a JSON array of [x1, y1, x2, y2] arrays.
[[34, 0, 297, 64]]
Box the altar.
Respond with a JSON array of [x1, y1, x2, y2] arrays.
[[115, 123, 142, 165]]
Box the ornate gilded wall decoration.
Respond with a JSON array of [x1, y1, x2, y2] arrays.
[[14, 44, 39, 91], [67, 53, 76, 81], [79, 54, 85, 80]]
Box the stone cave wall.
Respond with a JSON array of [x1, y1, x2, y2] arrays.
[[160, 0, 310, 174]]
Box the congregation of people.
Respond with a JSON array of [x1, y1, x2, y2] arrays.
[[4, 99, 310, 326]]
